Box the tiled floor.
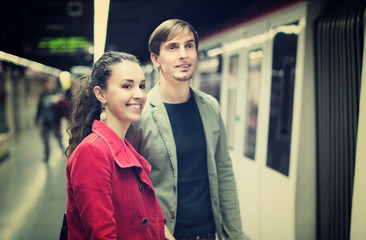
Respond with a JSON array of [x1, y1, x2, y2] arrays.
[[0, 123, 68, 240]]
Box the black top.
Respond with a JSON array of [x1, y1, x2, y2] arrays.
[[164, 95, 215, 237]]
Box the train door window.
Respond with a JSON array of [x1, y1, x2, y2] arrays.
[[227, 54, 239, 149], [199, 55, 222, 102], [266, 22, 298, 176], [243, 49, 263, 160]]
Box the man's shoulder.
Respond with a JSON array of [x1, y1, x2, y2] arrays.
[[191, 87, 219, 108]]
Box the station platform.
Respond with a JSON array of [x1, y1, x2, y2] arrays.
[[0, 123, 68, 239]]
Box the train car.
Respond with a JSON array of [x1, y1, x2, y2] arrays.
[[188, 0, 365, 239]]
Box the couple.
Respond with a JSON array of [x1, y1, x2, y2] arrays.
[[66, 19, 244, 240]]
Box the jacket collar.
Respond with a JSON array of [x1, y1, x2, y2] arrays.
[[148, 82, 163, 107], [92, 120, 151, 176], [148, 82, 205, 107]]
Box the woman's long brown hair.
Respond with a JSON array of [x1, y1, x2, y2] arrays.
[[65, 51, 139, 158]]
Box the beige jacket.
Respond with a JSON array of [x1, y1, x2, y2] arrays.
[[126, 83, 244, 240]]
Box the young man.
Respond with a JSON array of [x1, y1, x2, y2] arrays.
[[126, 19, 244, 240]]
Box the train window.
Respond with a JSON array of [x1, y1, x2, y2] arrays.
[[226, 54, 239, 150], [266, 22, 298, 176], [243, 49, 263, 160], [198, 55, 222, 102]]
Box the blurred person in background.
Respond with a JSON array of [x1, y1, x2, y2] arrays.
[[126, 19, 244, 240], [65, 51, 173, 240], [35, 78, 65, 162], [64, 80, 74, 121]]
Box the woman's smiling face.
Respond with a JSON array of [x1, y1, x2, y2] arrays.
[[103, 61, 147, 124]]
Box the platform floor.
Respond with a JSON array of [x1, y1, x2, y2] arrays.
[[0, 124, 68, 240]]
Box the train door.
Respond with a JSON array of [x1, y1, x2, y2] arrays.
[[220, 34, 244, 168], [222, 52, 240, 155], [232, 20, 268, 240], [196, 3, 309, 239], [259, 6, 306, 240], [234, 4, 307, 239]]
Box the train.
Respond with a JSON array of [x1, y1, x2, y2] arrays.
[[0, 0, 365, 239], [144, 0, 365, 239]]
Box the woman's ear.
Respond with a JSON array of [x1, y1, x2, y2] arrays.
[[94, 86, 107, 104]]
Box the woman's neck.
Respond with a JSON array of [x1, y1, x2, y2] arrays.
[[104, 117, 129, 141]]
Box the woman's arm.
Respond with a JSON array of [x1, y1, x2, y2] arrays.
[[69, 143, 117, 239]]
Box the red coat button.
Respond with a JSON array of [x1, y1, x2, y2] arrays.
[[141, 218, 148, 226]]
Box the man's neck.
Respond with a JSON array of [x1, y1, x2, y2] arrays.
[[160, 79, 191, 104]]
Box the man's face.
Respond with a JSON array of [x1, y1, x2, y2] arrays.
[[151, 31, 198, 84]]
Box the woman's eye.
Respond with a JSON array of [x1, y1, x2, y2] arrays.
[[169, 45, 176, 50], [122, 85, 131, 89], [140, 84, 146, 89]]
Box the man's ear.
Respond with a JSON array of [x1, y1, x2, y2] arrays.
[[150, 53, 160, 68], [94, 86, 107, 104]]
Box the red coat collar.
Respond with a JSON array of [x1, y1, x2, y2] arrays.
[[91, 120, 151, 176]]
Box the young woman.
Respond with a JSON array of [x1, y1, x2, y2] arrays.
[[65, 51, 173, 239]]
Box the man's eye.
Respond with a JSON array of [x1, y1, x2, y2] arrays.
[[140, 84, 146, 89]]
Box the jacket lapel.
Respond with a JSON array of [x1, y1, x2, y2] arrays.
[[192, 89, 215, 165], [93, 121, 154, 188], [148, 84, 178, 178]]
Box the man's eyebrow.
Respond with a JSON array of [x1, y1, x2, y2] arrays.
[[165, 39, 195, 45]]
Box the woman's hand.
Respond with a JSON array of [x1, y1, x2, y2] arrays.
[[164, 224, 175, 240]]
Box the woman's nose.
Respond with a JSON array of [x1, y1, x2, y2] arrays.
[[132, 87, 145, 98]]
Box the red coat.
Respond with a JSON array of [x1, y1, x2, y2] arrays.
[[66, 120, 165, 240]]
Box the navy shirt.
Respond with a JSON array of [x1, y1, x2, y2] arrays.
[[164, 95, 215, 237]]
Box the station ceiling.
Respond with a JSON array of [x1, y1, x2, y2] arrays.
[[0, 0, 298, 72]]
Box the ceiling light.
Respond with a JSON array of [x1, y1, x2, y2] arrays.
[[94, 0, 110, 63]]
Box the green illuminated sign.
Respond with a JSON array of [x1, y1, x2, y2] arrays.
[[38, 37, 89, 53]]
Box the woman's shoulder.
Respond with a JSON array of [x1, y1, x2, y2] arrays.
[[71, 133, 110, 159]]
